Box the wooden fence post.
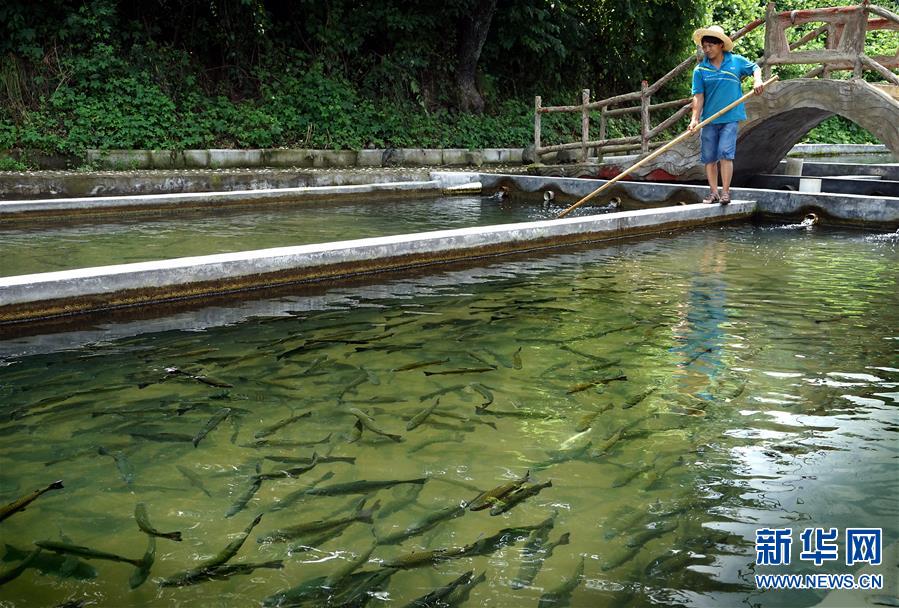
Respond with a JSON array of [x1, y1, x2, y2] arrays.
[[581, 89, 590, 162], [534, 96, 542, 160], [763, 1, 777, 80], [640, 81, 650, 154]]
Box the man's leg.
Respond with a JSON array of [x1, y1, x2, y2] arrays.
[[705, 162, 719, 194], [718, 122, 738, 202], [700, 124, 721, 202]]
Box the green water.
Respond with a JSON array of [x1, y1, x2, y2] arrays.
[[0, 224, 896, 608], [0, 195, 618, 277]]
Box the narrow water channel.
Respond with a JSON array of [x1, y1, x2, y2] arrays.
[[0, 224, 896, 607]]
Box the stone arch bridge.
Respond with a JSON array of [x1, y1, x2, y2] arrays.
[[613, 78, 899, 182]]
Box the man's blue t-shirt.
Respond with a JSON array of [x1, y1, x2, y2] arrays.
[[691, 52, 758, 124]]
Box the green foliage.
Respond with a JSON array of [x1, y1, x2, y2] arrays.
[[802, 116, 877, 144]]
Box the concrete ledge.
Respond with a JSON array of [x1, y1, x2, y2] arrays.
[[788, 143, 889, 156], [0, 202, 754, 322], [0, 180, 442, 221]]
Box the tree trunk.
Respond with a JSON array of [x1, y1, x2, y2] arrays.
[[456, 0, 497, 114]]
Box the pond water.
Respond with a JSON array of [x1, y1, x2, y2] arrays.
[[0, 224, 896, 608], [0, 195, 626, 278]]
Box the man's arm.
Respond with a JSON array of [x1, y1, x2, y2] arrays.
[[752, 66, 764, 95], [689, 94, 704, 133]]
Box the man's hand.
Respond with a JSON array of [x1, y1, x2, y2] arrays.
[[753, 79, 764, 95], [688, 117, 699, 133]]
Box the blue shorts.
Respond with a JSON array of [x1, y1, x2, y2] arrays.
[[700, 122, 738, 164]]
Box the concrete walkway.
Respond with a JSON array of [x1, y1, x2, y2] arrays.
[[0, 201, 753, 323]]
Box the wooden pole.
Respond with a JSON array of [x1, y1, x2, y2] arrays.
[[581, 89, 590, 162], [556, 75, 779, 219], [640, 80, 650, 154], [534, 96, 542, 159]]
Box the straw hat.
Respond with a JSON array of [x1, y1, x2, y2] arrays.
[[692, 25, 734, 51]]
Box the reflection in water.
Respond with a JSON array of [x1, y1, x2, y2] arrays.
[[0, 225, 896, 608]]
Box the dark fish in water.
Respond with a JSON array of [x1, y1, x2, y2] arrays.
[[377, 483, 424, 520], [381, 546, 466, 569], [193, 407, 232, 447], [244, 433, 332, 449], [424, 367, 495, 376], [456, 523, 545, 559], [176, 465, 212, 497], [160, 513, 263, 586], [161, 559, 283, 587], [566, 373, 627, 394], [128, 536, 156, 589], [538, 555, 584, 608], [512, 347, 523, 370], [625, 519, 679, 549], [129, 430, 194, 443], [97, 447, 134, 486], [258, 502, 376, 544], [610, 465, 652, 488], [262, 568, 396, 608], [34, 540, 147, 568], [226, 463, 262, 518], [377, 502, 467, 545], [349, 408, 402, 442], [254, 411, 312, 439], [303, 477, 428, 498], [263, 454, 355, 466], [560, 344, 617, 365], [134, 503, 181, 541], [431, 410, 497, 430], [406, 399, 440, 431], [466, 351, 498, 369], [622, 386, 657, 410], [2, 544, 96, 580], [392, 359, 449, 372], [468, 470, 532, 511], [0, 480, 63, 522], [0, 547, 41, 585], [469, 382, 494, 407], [407, 432, 466, 454], [419, 384, 466, 401], [590, 428, 623, 458], [323, 535, 379, 588], [165, 367, 233, 388], [574, 404, 613, 432], [489, 480, 553, 516], [511, 531, 570, 590], [400, 570, 475, 608], [256, 453, 320, 481]]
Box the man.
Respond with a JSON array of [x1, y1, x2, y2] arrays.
[[688, 25, 763, 205]]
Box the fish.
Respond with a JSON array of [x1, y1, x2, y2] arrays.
[[303, 477, 428, 497], [511, 532, 570, 589], [128, 536, 156, 589], [560, 344, 617, 364], [263, 568, 396, 608], [226, 463, 262, 518], [431, 410, 497, 430], [574, 405, 606, 432], [401, 570, 476, 608], [466, 352, 498, 368], [349, 408, 402, 442], [160, 513, 263, 586], [456, 523, 545, 559], [392, 359, 449, 372], [346, 420, 364, 444], [134, 502, 182, 541], [34, 540, 147, 568], [254, 411, 313, 439], [323, 534, 378, 588], [176, 465, 212, 497], [381, 546, 466, 569], [468, 470, 532, 511], [263, 454, 355, 466], [165, 367, 233, 388], [244, 433, 332, 449], [257, 503, 376, 544], [377, 502, 467, 545], [424, 367, 495, 376], [406, 399, 441, 431], [419, 384, 466, 401], [97, 447, 134, 486], [129, 430, 194, 443], [0, 547, 41, 585], [2, 543, 96, 580], [256, 453, 320, 481], [625, 519, 679, 550], [0, 480, 63, 523], [407, 432, 466, 454], [489, 480, 553, 516], [376, 483, 424, 520], [590, 428, 623, 458], [268, 471, 336, 512], [162, 559, 283, 587], [469, 383, 494, 407], [622, 386, 657, 410], [610, 464, 652, 488], [537, 555, 585, 608], [193, 407, 232, 447], [512, 347, 523, 370]]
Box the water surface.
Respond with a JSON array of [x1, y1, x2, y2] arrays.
[[0, 224, 896, 607]]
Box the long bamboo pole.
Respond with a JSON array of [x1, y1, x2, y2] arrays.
[[557, 75, 779, 219]]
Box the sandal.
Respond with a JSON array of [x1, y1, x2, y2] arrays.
[[703, 192, 719, 204], [719, 193, 731, 205]]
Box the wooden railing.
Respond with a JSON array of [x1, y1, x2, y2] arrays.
[[533, 2, 899, 162]]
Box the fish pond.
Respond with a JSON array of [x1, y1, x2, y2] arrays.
[[0, 194, 627, 278], [0, 224, 896, 607]]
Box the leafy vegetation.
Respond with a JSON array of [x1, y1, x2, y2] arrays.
[[0, 0, 891, 166]]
